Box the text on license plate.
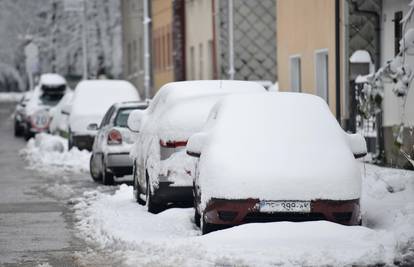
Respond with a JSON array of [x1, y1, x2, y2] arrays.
[[259, 200, 311, 213]]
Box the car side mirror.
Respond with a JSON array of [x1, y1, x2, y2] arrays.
[[186, 133, 207, 158], [347, 133, 367, 159], [87, 123, 99, 131], [127, 110, 145, 132]]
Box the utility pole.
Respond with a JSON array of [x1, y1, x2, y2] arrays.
[[228, 0, 235, 80], [81, 0, 88, 80], [143, 0, 151, 99]]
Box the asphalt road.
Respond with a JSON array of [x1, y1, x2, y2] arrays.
[[0, 103, 120, 267]]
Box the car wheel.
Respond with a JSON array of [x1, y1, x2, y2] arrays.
[[201, 213, 215, 235], [102, 157, 114, 186], [145, 175, 163, 214], [24, 124, 34, 141], [133, 165, 145, 205], [14, 121, 22, 137], [194, 208, 201, 227], [89, 154, 102, 182]]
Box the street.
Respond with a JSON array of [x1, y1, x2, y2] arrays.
[[0, 103, 119, 267]]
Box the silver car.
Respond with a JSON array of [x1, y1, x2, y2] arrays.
[[89, 101, 148, 185]]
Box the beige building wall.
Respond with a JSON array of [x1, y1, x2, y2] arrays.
[[152, 0, 174, 92], [185, 0, 214, 80], [277, 0, 337, 115]]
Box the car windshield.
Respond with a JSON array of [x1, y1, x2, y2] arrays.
[[114, 108, 135, 127]]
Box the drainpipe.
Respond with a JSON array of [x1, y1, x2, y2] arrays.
[[143, 0, 151, 99], [335, 0, 341, 122]]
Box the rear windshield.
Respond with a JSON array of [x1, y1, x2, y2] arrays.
[[114, 108, 135, 128], [39, 92, 64, 106]]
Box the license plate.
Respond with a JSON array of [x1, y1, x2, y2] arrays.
[[259, 200, 311, 213]]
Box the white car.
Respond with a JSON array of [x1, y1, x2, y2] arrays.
[[90, 101, 148, 185], [127, 80, 266, 213], [186, 93, 367, 234], [49, 89, 73, 137], [65, 80, 141, 150], [18, 73, 68, 140]]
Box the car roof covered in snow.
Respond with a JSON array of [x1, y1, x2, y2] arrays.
[[39, 73, 67, 86], [148, 80, 266, 114], [143, 80, 267, 141], [192, 93, 361, 204]]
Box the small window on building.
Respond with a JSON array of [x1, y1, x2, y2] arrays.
[[199, 43, 204, 79], [394, 11, 403, 56], [127, 43, 132, 75], [315, 50, 329, 103], [290, 56, 301, 92], [190, 46, 195, 80], [208, 40, 214, 79], [139, 37, 143, 71]]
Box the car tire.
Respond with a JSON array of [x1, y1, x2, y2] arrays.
[[102, 157, 114, 186], [24, 124, 34, 141], [194, 208, 201, 227], [201, 213, 215, 235], [14, 121, 22, 137], [133, 165, 145, 205], [89, 154, 102, 182], [146, 175, 163, 214]]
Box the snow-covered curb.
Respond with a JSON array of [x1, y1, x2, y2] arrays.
[[19, 133, 90, 173], [72, 164, 414, 266]]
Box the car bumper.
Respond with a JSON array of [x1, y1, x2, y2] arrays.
[[106, 153, 133, 177], [203, 198, 360, 226], [152, 181, 193, 204]]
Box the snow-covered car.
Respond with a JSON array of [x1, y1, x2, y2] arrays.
[[65, 80, 141, 151], [127, 80, 266, 213], [186, 93, 367, 234], [48, 89, 73, 137], [17, 74, 68, 140], [14, 91, 33, 136], [89, 101, 148, 185]]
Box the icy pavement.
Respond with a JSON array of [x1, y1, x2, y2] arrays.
[[19, 133, 414, 266]]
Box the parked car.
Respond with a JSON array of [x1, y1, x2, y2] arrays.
[[14, 91, 33, 137], [127, 80, 266, 213], [89, 101, 148, 185], [186, 93, 367, 234], [65, 80, 141, 151], [16, 73, 68, 140], [49, 89, 73, 137]]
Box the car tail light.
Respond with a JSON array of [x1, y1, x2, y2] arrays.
[[159, 140, 187, 148], [108, 129, 122, 145]]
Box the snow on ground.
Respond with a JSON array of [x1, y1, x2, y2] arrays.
[[0, 92, 24, 102], [72, 163, 414, 266], [19, 133, 90, 173]]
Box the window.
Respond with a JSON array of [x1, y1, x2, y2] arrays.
[[199, 43, 204, 79], [394, 11, 403, 56], [208, 40, 214, 79], [167, 28, 172, 68], [315, 50, 329, 103], [132, 40, 137, 73], [290, 56, 301, 92], [138, 37, 143, 71], [127, 43, 132, 75], [190, 46, 195, 80]]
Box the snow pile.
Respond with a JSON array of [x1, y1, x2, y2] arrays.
[[73, 164, 414, 266], [0, 92, 25, 102], [20, 133, 90, 173], [69, 80, 140, 134], [191, 93, 361, 208]]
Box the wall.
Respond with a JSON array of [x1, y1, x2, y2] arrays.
[[277, 0, 337, 115], [152, 0, 174, 93], [185, 0, 214, 80], [121, 0, 145, 97]]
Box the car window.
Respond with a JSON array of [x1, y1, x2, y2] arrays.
[[100, 106, 116, 128], [114, 108, 135, 128], [39, 92, 64, 106]]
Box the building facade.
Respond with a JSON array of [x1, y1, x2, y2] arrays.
[[121, 0, 146, 97], [277, 0, 345, 120]]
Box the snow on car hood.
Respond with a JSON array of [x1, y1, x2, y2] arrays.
[[196, 93, 362, 206]]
